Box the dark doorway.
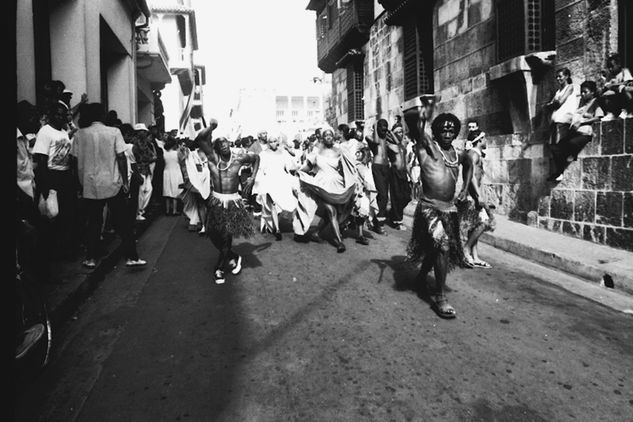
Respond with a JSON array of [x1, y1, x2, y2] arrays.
[[100, 17, 128, 112], [33, 0, 52, 105]]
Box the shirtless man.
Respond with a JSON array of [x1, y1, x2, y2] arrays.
[[386, 123, 411, 230], [196, 124, 260, 284], [461, 132, 496, 269], [366, 119, 391, 234], [407, 113, 470, 319]]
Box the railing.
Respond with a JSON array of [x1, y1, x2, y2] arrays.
[[316, 0, 373, 64], [136, 24, 170, 64]]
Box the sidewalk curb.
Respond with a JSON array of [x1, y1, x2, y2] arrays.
[[479, 232, 633, 296], [49, 219, 154, 329], [403, 202, 633, 296]]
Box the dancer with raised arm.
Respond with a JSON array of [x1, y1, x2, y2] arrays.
[[407, 113, 471, 319], [195, 122, 260, 284]]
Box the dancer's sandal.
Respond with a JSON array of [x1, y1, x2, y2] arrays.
[[433, 296, 456, 319], [463, 253, 476, 268], [472, 259, 492, 269], [336, 242, 346, 253]]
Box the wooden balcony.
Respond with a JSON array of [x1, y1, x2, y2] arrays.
[[315, 0, 374, 73]]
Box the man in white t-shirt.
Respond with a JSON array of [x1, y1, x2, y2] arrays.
[[32, 102, 77, 256]]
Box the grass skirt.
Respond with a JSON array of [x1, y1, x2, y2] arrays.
[[406, 203, 466, 272], [206, 192, 254, 238], [407, 200, 495, 271]]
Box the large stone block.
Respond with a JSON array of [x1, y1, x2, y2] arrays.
[[624, 192, 633, 229], [573, 190, 595, 223], [557, 37, 584, 63], [578, 124, 601, 157], [583, 224, 605, 243], [557, 160, 582, 189], [555, 1, 586, 43], [606, 228, 633, 251], [551, 189, 574, 220], [538, 195, 551, 217], [612, 155, 633, 192], [507, 158, 531, 184], [562, 221, 583, 239], [601, 119, 624, 155], [581, 157, 610, 190], [596, 191, 623, 227]]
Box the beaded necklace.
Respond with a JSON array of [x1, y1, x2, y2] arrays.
[[217, 151, 233, 172], [433, 141, 459, 168]]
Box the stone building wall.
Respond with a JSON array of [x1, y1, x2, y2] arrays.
[[537, 119, 633, 251], [429, 0, 630, 250], [363, 13, 404, 123]]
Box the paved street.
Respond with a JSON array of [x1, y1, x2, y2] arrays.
[[15, 215, 633, 422]]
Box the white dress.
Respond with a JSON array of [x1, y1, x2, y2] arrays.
[[162, 148, 184, 198]]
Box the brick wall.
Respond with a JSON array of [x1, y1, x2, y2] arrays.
[[536, 119, 633, 251]]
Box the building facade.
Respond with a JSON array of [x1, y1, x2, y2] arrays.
[[309, 0, 633, 251], [16, 0, 206, 136], [17, 0, 151, 123]]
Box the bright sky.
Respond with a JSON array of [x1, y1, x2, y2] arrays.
[[191, 0, 322, 123]]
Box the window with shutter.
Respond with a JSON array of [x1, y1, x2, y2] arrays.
[[403, 15, 434, 101], [496, 0, 555, 63], [347, 63, 364, 121]]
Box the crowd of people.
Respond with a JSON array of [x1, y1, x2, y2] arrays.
[[545, 53, 633, 181], [16, 76, 502, 319], [16, 79, 185, 288], [173, 93, 496, 319]]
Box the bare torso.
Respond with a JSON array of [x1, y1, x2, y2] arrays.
[[208, 151, 252, 194], [416, 141, 460, 205], [371, 136, 389, 165]]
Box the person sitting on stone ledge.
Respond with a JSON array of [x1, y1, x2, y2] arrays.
[[600, 53, 633, 120], [547, 81, 604, 182]]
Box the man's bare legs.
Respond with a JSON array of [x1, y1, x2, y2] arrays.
[[415, 247, 455, 317], [464, 224, 489, 267]]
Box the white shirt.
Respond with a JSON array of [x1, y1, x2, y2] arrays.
[[32, 124, 72, 171]]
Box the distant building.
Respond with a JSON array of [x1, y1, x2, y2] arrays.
[[231, 81, 328, 138]]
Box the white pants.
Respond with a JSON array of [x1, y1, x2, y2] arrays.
[[138, 173, 153, 215]]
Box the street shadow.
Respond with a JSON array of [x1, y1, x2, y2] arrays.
[[370, 255, 448, 307], [233, 241, 272, 269]]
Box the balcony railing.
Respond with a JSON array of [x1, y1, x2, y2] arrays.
[[315, 0, 373, 72], [135, 24, 171, 86]]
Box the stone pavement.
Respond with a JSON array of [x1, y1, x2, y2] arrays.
[[403, 201, 633, 296], [41, 205, 159, 329], [45, 198, 633, 330]]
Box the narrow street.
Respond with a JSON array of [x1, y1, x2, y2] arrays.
[[15, 215, 633, 422]]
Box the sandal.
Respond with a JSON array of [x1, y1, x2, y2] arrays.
[[462, 252, 476, 268], [473, 259, 492, 269], [433, 296, 456, 319]]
